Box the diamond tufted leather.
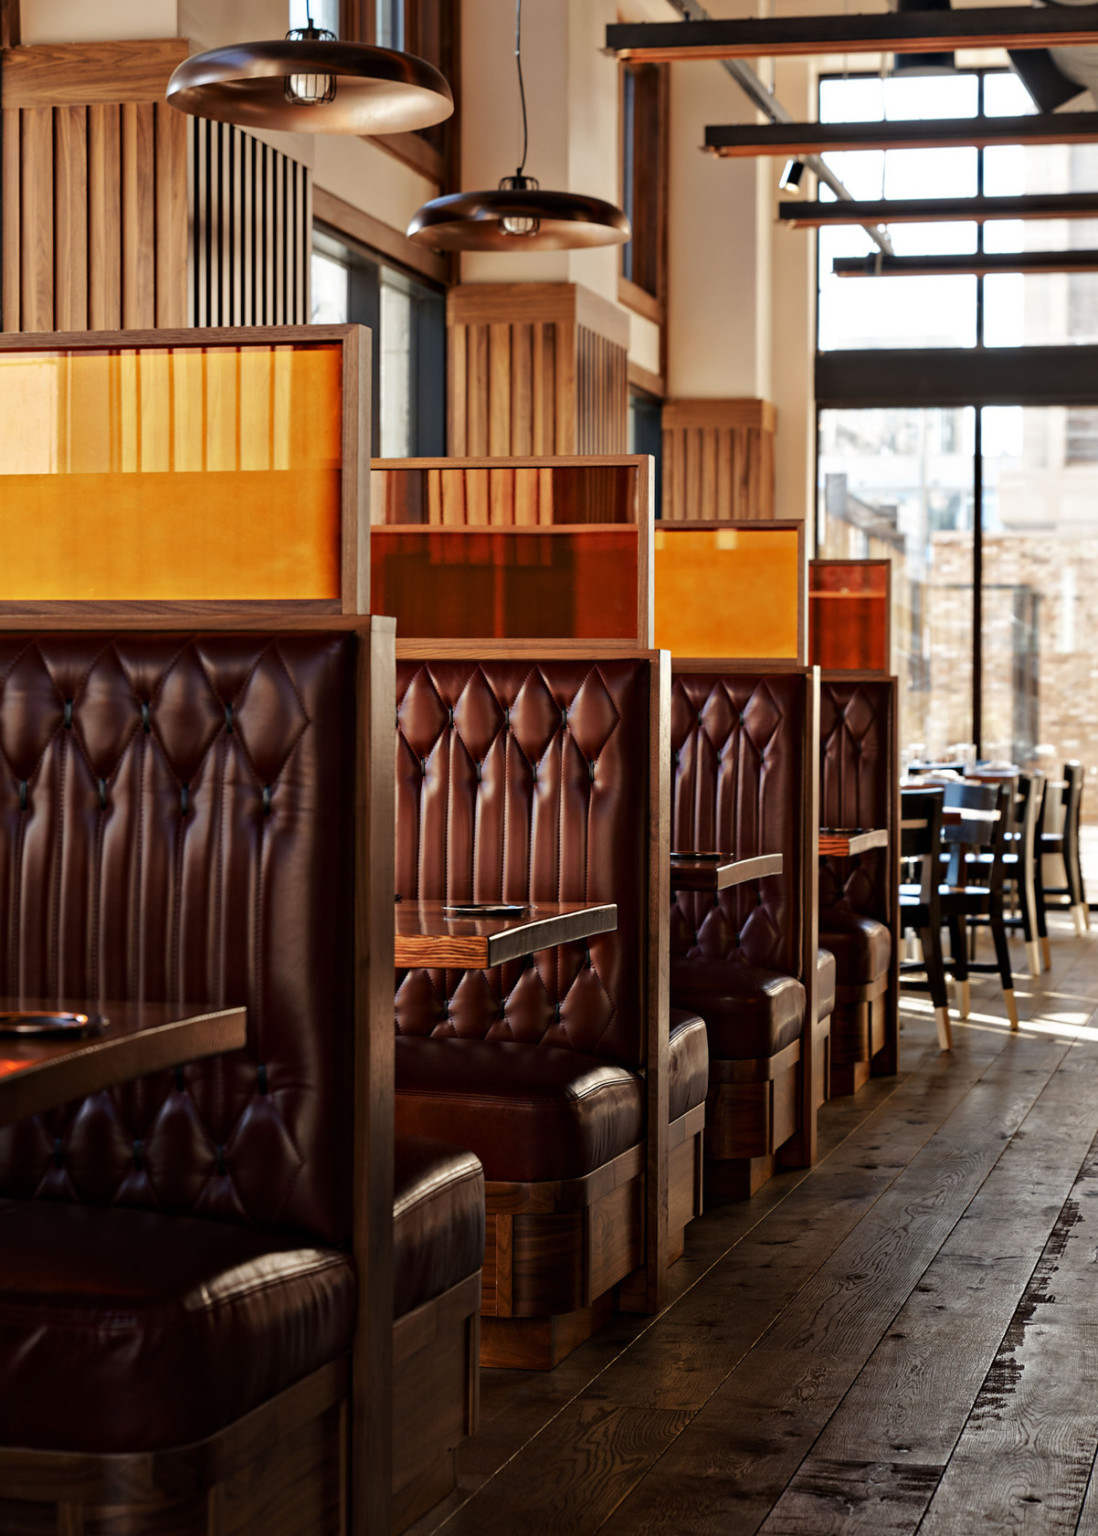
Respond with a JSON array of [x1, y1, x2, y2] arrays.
[[819, 681, 893, 986], [394, 659, 649, 1069], [0, 633, 358, 1243], [670, 673, 804, 978], [670, 957, 805, 1059], [819, 681, 891, 926]]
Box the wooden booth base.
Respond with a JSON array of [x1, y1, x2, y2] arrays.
[[393, 1272, 481, 1534], [479, 1107, 706, 1371], [0, 1363, 348, 1536], [702, 1039, 802, 1202], [829, 981, 889, 1099]]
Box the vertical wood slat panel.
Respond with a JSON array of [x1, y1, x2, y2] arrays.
[[21, 106, 54, 331], [121, 101, 156, 328], [661, 400, 779, 522], [2, 108, 20, 329], [54, 105, 88, 332], [88, 103, 121, 330], [155, 103, 187, 327]]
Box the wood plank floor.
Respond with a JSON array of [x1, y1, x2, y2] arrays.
[[410, 914, 1098, 1536]]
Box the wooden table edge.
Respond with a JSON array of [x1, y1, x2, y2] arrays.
[[394, 903, 619, 969], [0, 1006, 248, 1126]]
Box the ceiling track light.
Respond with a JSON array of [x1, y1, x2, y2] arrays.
[[166, 0, 453, 135], [407, 0, 631, 253], [778, 158, 806, 194]]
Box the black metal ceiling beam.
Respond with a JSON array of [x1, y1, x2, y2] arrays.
[[707, 112, 1098, 158], [780, 192, 1098, 226], [606, 8, 1098, 61], [832, 249, 1098, 276], [817, 346, 1098, 408]]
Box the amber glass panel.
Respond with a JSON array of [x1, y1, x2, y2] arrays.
[[371, 527, 639, 640], [371, 463, 639, 527], [809, 561, 890, 672], [654, 527, 801, 658], [0, 345, 343, 600]]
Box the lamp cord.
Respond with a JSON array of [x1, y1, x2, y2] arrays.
[[515, 0, 529, 179]]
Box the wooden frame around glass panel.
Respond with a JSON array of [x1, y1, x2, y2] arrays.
[[0, 325, 370, 619], [654, 519, 805, 664], [809, 558, 892, 675], [371, 455, 654, 648]]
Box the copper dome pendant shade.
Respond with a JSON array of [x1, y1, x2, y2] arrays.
[[166, 5, 452, 135], [407, 0, 630, 253]]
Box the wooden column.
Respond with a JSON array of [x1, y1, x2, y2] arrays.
[[1, 38, 189, 332], [448, 283, 630, 457], [662, 398, 778, 521]]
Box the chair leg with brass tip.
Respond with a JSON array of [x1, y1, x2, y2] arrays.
[[934, 1006, 953, 1051], [1041, 935, 1052, 971], [959, 980, 971, 1020], [1026, 940, 1041, 979], [1004, 989, 1019, 1030]]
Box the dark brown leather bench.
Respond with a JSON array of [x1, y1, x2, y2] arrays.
[[819, 678, 899, 1093], [0, 627, 481, 1536], [670, 667, 828, 1199], [393, 652, 706, 1369]]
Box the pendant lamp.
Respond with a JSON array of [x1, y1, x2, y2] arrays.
[[166, 1, 453, 135], [407, 0, 630, 252]]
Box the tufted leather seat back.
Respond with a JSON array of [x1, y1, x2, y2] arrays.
[[395, 659, 649, 1069], [819, 680, 891, 923], [670, 672, 805, 978], [0, 632, 357, 1245]]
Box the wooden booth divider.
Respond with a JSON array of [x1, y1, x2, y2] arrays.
[[0, 327, 485, 1535], [809, 558, 892, 675], [371, 455, 654, 648], [0, 325, 370, 616]]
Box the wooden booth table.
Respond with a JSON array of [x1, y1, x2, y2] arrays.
[[670, 852, 784, 892], [394, 900, 618, 969], [0, 1001, 247, 1127], [819, 827, 889, 858]]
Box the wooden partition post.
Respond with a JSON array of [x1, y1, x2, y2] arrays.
[[661, 399, 777, 522], [447, 284, 630, 457]]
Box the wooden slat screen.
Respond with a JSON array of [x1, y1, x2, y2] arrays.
[[191, 119, 312, 328], [1, 39, 189, 332], [661, 398, 778, 521], [448, 283, 630, 456]]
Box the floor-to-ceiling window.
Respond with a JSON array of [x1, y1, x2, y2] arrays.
[[312, 227, 446, 457], [814, 67, 1098, 875]]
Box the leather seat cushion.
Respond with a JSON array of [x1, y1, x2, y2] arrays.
[[395, 1037, 644, 1183], [820, 910, 892, 986], [670, 957, 805, 1060], [0, 1198, 354, 1455], [817, 947, 837, 1019], [668, 1009, 709, 1122], [393, 1137, 485, 1319]]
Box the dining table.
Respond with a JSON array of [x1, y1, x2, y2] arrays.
[[394, 899, 618, 969], [0, 1000, 248, 1128], [669, 852, 784, 892], [818, 827, 889, 857]]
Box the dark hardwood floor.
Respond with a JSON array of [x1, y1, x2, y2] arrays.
[[410, 914, 1098, 1536]]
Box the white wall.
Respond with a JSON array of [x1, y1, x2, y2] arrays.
[[21, 0, 180, 41]]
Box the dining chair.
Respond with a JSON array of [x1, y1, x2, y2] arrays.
[[1041, 760, 1088, 938], [939, 780, 1018, 1029], [899, 788, 951, 1050]]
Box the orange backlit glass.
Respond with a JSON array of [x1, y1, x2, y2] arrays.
[[654, 527, 801, 658], [809, 561, 890, 672], [371, 527, 639, 640], [0, 344, 343, 600], [372, 463, 639, 526]]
